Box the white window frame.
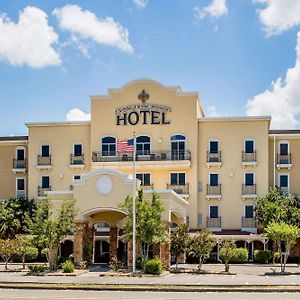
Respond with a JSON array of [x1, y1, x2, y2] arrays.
[[170, 133, 186, 150], [244, 172, 255, 185], [73, 174, 82, 181], [101, 135, 117, 156], [170, 172, 186, 186], [209, 204, 220, 218], [244, 139, 255, 153], [16, 177, 26, 198], [278, 173, 289, 191], [40, 175, 51, 189], [40, 144, 50, 157], [208, 138, 220, 152], [209, 173, 219, 185], [73, 143, 83, 155], [278, 140, 289, 154], [136, 173, 151, 186], [244, 205, 255, 218], [136, 134, 152, 155], [15, 146, 26, 159]]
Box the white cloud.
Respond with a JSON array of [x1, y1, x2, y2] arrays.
[[0, 6, 61, 68], [133, 0, 148, 9], [254, 0, 300, 36], [53, 4, 134, 54], [206, 106, 220, 117], [194, 0, 228, 21], [66, 108, 90, 121], [246, 31, 300, 129]]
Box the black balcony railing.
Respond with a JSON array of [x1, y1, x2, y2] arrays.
[[207, 184, 221, 195], [242, 151, 256, 163], [70, 154, 84, 165], [37, 155, 52, 166], [277, 153, 291, 165], [167, 183, 189, 194], [207, 151, 221, 163], [13, 158, 26, 169], [38, 186, 51, 197], [92, 150, 191, 162], [242, 184, 256, 195], [241, 217, 256, 228], [207, 217, 221, 228]]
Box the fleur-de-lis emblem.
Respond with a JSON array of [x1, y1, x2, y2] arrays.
[[138, 89, 149, 103]]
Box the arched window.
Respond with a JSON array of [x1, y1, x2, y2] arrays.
[[102, 136, 116, 156], [171, 134, 186, 160], [136, 136, 151, 155]]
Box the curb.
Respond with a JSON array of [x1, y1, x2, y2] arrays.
[[0, 282, 300, 293]]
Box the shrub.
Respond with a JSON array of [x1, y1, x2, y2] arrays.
[[28, 264, 46, 273], [145, 257, 163, 275], [109, 256, 123, 271], [62, 260, 75, 273], [136, 257, 143, 270], [229, 248, 248, 263], [254, 250, 272, 264], [274, 252, 281, 263]]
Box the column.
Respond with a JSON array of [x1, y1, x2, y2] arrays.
[[109, 227, 118, 261], [74, 222, 87, 266], [127, 240, 133, 267], [160, 242, 170, 269]]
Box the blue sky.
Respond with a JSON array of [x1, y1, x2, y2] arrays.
[[0, 0, 300, 135]]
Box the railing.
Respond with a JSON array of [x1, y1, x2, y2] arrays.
[[167, 183, 189, 194], [207, 151, 221, 163], [37, 155, 52, 166], [38, 186, 51, 197], [207, 217, 221, 228], [207, 184, 221, 195], [16, 191, 26, 198], [13, 158, 26, 169], [277, 153, 291, 165], [242, 184, 256, 195], [140, 183, 154, 190], [241, 217, 256, 228], [70, 154, 84, 165], [242, 151, 256, 163], [92, 150, 191, 162], [280, 186, 289, 194]]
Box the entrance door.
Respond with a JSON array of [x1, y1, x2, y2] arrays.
[[94, 240, 109, 263]]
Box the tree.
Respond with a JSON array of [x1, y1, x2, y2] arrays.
[[120, 190, 167, 270], [15, 235, 38, 269], [170, 224, 190, 269], [219, 240, 236, 273], [27, 199, 77, 272], [189, 230, 216, 271], [0, 239, 17, 270], [265, 222, 300, 272], [0, 198, 36, 239]]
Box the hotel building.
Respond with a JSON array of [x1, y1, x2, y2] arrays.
[[1, 79, 299, 265]]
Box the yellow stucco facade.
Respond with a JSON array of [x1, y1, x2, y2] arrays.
[[1, 79, 299, 264]]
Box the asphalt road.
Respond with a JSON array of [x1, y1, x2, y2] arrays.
[[0, 289, 300, 300]]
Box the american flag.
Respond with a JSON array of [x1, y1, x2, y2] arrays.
[[117, 139, 134, 152]]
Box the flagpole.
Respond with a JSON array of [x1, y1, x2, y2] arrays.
[[132, 132, 136, 273]]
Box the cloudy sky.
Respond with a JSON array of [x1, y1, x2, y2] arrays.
[[0, 0, 300, 135]]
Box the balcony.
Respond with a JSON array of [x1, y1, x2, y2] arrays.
[[37, 155, 52, 169], [277, 153, 292, 169], [70, 154, 84, 168], [38, 186, 51, 197], [206, 151, 221, 167], [242, 184, 257, 199], [140, 183, 154, 190], [167, 183, 189, 195], [279, 186, 289, 195], [12, 158, 26, 173], [207, 217, 221, 231], [242, 151, 257, 166], [206, 184, 222, 199], [92, 150, 191, 170], [16, 190, 26, 198], [241, 217, 257, 233]]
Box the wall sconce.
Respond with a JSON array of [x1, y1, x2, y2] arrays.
[[59, 174, 64, 179], [158, 137, 162, 144], [229, 171, 234, 177]]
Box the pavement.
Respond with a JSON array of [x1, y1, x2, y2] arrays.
[[0, 263, 300, 292]]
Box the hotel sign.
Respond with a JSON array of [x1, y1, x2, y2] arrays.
[[115, 90, 171, 126]]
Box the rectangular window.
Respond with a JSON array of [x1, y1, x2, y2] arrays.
[[17, 178, 25, 191], [73, 175, 81, 181], [74, 144, 82, 156], [17, 149, 25, 160], [245, 205, 254, 218], [209, 206, 219, 218], [171, 173, 185, 185], [41, 176, 50, 189], [280, 143, 288, 155], [136, 173, 151, 186], [245, 140, 254, 153], [209, 141, 219, 153], [280, 174, 288, 187], [210, 174, 219, 186], [245, 173, 254, 186], [41, 145, 50, 157]]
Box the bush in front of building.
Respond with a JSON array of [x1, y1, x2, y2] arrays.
[[145, 257, 163, 275], [229, 248, 248, 263], [109, 256, 123, 271], [28, 264, 47, 274], [254, 250, 272, 264], [62, 259, 75, 273]]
